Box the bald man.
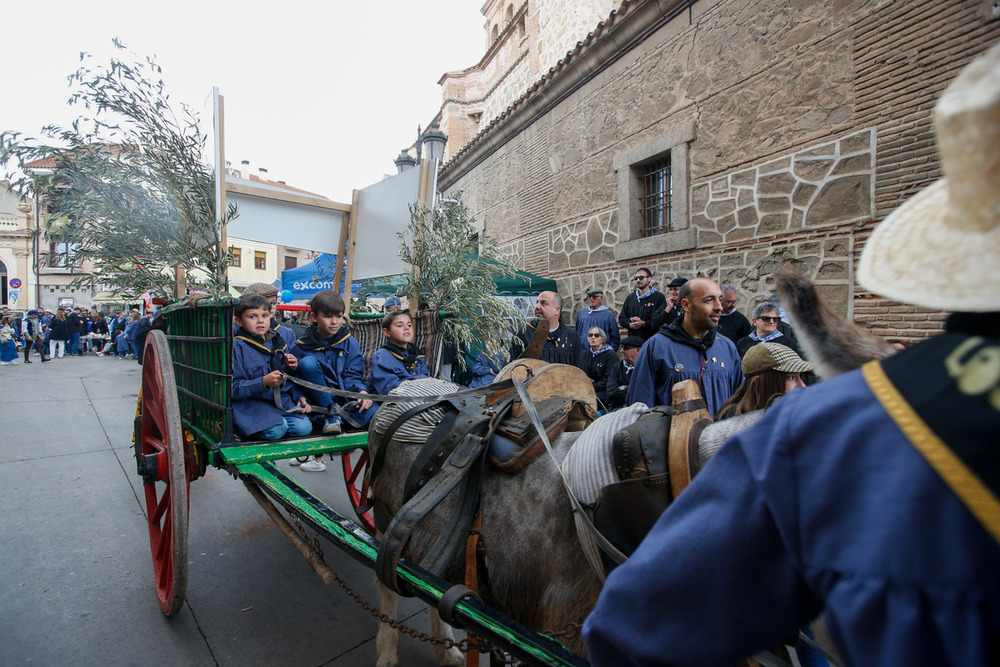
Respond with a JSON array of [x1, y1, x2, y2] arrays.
[[626, 277, 742, 415], [512, 290, 582, 365]]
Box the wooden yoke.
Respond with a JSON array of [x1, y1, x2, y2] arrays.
[[667, 380, 711, 499]]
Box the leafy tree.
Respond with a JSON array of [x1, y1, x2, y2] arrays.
[[0, 39, 234, 299], [396, 195, 521, 370]]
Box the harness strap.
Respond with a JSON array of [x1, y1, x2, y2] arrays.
[[370, 400, 451, 486], [375, 425, 493, 595], [284, 374, 515, 404], [511, 377, 627, 579]]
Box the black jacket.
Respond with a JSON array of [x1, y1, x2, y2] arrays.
[[604, 359, 634, 410], [618, 290, 668, 341], [512, 320, 582, 366], [578, 347, 617, 404]]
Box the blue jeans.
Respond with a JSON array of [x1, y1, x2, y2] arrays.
[[69, 332, 80, 355], [253, 414, 312, 441], [115, 333, 129, 357]]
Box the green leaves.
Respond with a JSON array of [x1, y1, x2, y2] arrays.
[[397, 194, 520, 369], [0, 40, 231, 300]]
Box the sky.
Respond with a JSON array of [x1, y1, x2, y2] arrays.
[[1, 0, 486, 203]]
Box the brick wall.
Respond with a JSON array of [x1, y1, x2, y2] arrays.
[[442, 0, 999, 343]]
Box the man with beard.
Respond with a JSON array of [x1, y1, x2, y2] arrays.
[[625, 277, 742, 416]]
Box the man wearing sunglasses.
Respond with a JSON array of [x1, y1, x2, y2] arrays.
[[736, 302, 804, 359], [617, 268, 667, 342]]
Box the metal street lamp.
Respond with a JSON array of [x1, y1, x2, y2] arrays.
[[420, 123, 447, 163]]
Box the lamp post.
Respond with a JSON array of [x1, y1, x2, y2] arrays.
[[392, 123, 448, 174]]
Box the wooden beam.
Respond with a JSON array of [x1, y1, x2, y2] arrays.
[[225, 181, 352, 212], [342, 188, 362, 302], [333, 203, 352, 295]]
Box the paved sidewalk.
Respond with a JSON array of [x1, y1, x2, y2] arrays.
[[0, 353, 454, 666]]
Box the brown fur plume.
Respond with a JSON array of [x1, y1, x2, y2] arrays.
[[774, 265, 895, 379]]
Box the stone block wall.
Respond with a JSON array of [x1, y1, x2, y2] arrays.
[[443, 0, 999, 343]]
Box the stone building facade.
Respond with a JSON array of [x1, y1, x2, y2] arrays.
[[435, 0, 622, 161], [436, 0, 1000, 343]]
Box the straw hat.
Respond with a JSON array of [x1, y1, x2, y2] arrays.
[[741, 342, 813, 377], [858, 44, 1000, 312]]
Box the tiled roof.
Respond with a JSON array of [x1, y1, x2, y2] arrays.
[[442, 0, 636, 169]]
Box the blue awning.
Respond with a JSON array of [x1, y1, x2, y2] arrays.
[[281, 253, 340, 301]]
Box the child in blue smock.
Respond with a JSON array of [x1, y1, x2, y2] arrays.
[[292, 290, 375, 472], [369, 310, 431, 395], [468, 342, 506, 389], [232, 294, 312, 441]]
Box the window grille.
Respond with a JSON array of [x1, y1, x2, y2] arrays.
[[639, 158, 672, 237]]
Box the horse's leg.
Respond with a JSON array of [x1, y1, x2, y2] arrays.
[[375, 578, 399, 667], [429, 608, 465, 666]]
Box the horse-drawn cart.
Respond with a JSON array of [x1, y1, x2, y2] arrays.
[[133, 297, 586, 666]]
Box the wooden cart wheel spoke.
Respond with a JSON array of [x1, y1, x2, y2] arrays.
[[139, 329, 190, 617], [341, 449, 375, 535]]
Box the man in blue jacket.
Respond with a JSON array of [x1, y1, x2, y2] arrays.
[[626, 277, 742, 415], [575, 288, 620, 350], [585, 44, 1000, 667]]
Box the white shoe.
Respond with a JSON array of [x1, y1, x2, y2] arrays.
[[299, 459, 327, 472], [0, 362, 7, 365], [288, 456, 309, 466]]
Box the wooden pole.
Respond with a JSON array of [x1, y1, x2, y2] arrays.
[[215, 89, 229, 291], [332, 201, 352, 296], [342, 188, 361, 302]]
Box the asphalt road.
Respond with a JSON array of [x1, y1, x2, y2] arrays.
[[0, 351, 462, 666]]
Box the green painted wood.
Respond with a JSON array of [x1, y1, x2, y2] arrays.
[[219, 432, 369, 465], [237, 462, 584, 667]]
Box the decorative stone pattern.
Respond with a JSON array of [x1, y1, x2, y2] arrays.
[[548, 209, 618, 272], [497, 238, 527, 269], [690, 129, 875, 246]]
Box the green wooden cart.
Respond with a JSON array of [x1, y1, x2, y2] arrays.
[[133, 297, 585, 666]]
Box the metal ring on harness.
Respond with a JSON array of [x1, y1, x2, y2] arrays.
[[438, 584, 479, 627]]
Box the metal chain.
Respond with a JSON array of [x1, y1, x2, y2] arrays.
[[286, 515, 582, 659], [288, 515, 488, 654]]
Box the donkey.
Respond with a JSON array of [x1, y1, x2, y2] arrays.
[[369, 266, 897, 666]]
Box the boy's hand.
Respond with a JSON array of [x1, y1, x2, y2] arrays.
[[358, 390, 372, 412], [296, 397, 312, 414], [284, 353, 298, 370], [263, 370, 285, 387]]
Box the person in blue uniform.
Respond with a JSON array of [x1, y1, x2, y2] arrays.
[[292, 290, 376, 472], [231, 294, 312, 441], [626, 277, 742, 416], [369, 310, 431, 395], [575, 289, 620, 350], [512, 290, 581, 365], [468, 342, 507, 389], [584, 45, 1000, 666]]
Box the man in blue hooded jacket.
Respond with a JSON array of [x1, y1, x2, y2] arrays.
[[625, 277, 742, 416]]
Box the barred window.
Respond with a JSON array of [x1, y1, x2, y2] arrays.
[[639, 158, 672, 237]]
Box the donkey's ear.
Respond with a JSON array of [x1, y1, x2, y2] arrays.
[[774, 265, 895, 380]]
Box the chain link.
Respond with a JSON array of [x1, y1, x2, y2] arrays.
[[287, 515, 582, 660], [289, 515, 484, 653]]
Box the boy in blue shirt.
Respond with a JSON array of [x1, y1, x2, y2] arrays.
[[293, 290, 375, 472], [232, 294, 312, 441], [369, 310, 431, 395]]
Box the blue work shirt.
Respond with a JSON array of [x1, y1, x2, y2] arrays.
[[586, 349, 1000, 666], [232, 332, 302, 438]]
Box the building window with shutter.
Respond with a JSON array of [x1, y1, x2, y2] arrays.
[[613, 121, 696, 261], [230, 247, 241, 267], [254, 251, 266, 270]]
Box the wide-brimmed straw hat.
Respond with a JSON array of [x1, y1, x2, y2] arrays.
[[742, 342, 813, 377], [858, 44, 1000, 312]]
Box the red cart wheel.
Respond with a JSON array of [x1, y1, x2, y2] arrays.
[[341, 448, 375, 535], [139, 329, 190, 616]]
